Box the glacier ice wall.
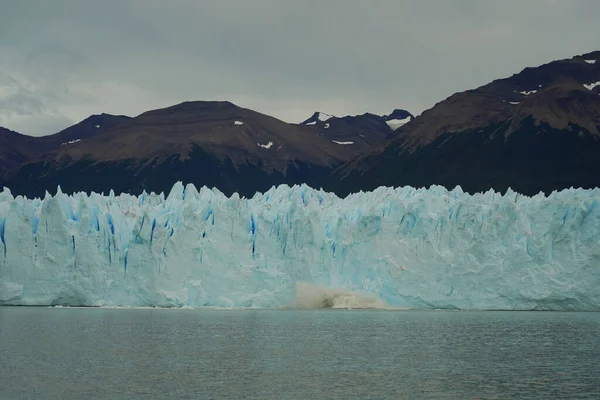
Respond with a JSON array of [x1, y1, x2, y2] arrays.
[[1, 182, 599, 310]]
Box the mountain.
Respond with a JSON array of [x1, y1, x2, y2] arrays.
[[300, 109, 414, 152], [383, 109, 414, 130], [0, 114, 130, 179], [0, 127, 39, 176], [3, 50, 599, 199], [331, 51, 600, 196], [2, 101, 388, 198], [301, 111, 335, 125], [46, 113, 132, 148]]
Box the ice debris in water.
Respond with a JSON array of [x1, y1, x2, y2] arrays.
[[0, 182, 600, 310]]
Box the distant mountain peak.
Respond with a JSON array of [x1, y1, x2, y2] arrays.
[[140, 100, 239, 118], [384, 109, 413, 121], [301, 112, 336, 125], [383, 109, 414, 130]]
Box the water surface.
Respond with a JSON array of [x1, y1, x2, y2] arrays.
[[1, 308, 599, 399]]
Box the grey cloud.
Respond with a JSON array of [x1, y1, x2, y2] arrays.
[[0, 0, 599, 136], [0, 92, 45, 116]]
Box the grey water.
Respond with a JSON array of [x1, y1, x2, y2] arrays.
[[1, 308, 599, 399]]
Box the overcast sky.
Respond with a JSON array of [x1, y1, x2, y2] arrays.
[[1, 0, 599, 136]]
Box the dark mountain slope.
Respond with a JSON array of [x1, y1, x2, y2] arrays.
[[0, 127, 39, 175], [330, 51, 600, 196], [0, 114, 130, 179]]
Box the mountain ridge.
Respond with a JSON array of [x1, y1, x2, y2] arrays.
[[1, 50, 599, 198], [1, 101, 406, 198], [330, 50, 600, 196]]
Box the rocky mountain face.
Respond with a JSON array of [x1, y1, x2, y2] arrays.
[[330, 51, 600, 196], [1, 102, 396, 198]]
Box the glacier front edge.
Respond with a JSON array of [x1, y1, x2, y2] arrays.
[[1, 183, 599, 310]]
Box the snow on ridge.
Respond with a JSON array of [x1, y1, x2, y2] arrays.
[[61, 139, 81, 146], [302, 112, 335, 125], [518, 90, 537, 96], [584, 59, 597, 64], [324, 123, 330, 129], [583, 81, 600, 91], [95, 125, 100, 128], [332, 140, 353, 145], [317, 112, 333, 122], [258, 141, 273, 149], [386, 116, 411, 130], [234, 121, 244, 126], [509, 101, 520, 105]]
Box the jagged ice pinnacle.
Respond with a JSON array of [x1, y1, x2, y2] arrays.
[[1, 182, 599, 310]]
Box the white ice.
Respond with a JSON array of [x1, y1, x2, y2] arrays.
[[583, 81, 600, 91], [234, 121, 244, 126], [1, 183, 600, 310], [306, 121, 317, 126], [509, 102, 520, 105], [95, 125, 100, 128], [317, 112, 334, 122], [519, 90, 537, 96], [386, 116, 411, 130], [584, 60, 596, 64]]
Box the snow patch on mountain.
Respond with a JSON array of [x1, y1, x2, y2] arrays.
[[61, 139, 81, 146], [301, 112, 336, 125], [317, 112, 333, 122], [332, 140, 353, 145], [258, 141, 273, 149], [583, 81, 600, 91], [386, 116, 411, 130], [519, 90, 537, 96]]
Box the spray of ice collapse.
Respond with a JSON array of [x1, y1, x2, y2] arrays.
[[293, 282, 388, 309]]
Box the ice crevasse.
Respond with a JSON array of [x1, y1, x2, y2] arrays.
[[1, 182, 599, 310]]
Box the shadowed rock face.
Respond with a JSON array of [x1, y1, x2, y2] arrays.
[[330, 51, 600, 196]]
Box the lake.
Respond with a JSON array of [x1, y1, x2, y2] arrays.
[[1, 308, 599, 399]]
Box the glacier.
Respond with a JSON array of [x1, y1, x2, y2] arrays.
[[0, 182, 600, 310]]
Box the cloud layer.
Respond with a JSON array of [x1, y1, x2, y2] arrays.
[[1, 0, 599, 136]]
